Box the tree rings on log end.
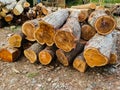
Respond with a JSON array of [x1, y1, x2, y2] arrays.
[[54, 30, 76, 52], [83, 48, 108, 67], [34, 21, 55, 46], [95, 16, 116, 35]]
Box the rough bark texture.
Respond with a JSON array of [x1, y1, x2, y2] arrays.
[[34, 9, 69, 46], [88, 10, 116, 35], [54, 11, 81, 52], [24, 43, 45, 63], [38, 45, 57, 65], [56, 42, 84, 66], [71, 3, 96, 9], [22, 18, 41, 41], [84, 33, 114, 67], [81, 24, 96, 41], [73, 53, 87, 73]]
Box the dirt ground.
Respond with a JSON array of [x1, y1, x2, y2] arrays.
[[0, 27, 120, 90]]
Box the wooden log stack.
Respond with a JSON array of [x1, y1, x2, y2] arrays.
[[0, 3, 119, 73]]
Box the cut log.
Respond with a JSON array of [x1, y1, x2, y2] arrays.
[[88, 10, 116, 35], [71, 3, 96, 9], [41, 6, 48, 15], [0, 11, 6, 17], [38, 45, 57, 65], [34, 9, 69, 46], [81, 24, 96, 41], [54, 11, 81, 52], [0, 46, 21, 62], [8, 31, 25, 48], [13, 0, 26, 15], [4, 14, 13, 22], [56, 42, 85, 66], [73, 53, 87, 73], [24, 43, 45, 63], [0, 0, 16, 5], [22, 18, 41, 41], [27, 8, 37, 19], [83, 33, 114, 67], [23, 1, 30, 8], [115, 17, 120, 30]]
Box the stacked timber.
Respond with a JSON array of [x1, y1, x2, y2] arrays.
[[0, 3, 119, 73]]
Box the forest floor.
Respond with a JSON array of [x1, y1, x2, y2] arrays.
[[0, 27, 120, 90]]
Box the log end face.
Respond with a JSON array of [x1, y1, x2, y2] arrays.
[[24, 50, 37, 63], [39, 51, 52, 65], [84, 48, 108, 67], [54, 30, 76, 52], [79, 11, 88, 22], [109, 53, 117, 64], [56, 49, 68, 66], [95, 16, 116, 35]]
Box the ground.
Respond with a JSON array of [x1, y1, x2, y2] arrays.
[[0, 27, 120, 90]]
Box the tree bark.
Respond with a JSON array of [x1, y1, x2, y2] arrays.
[[54, 11, 81, 52], [56, 42, 85, 66], [34, 9, 69, 46], [73, 53, 87, 73], [24, 43, 45, 63], [81, 24, 96, 41], [88, 10, 116, 35], [83, 33, 114, 67]]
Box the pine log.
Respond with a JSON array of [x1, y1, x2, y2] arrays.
[[23, 1, 30, 8], [41, 6, 48, 15], [13, 0, 26, 15], [8, 31, 25, 48], [95, 6, 105, 10], [88, 10, 116, 35], [81, 24, 96, 41], [4, 14, 13, 22], [83, 33, 114, 67], [0, 46, 21, 62], [24, 43, 45, 63], [34, 9, 69, 46], [115, 17, 120, 30], [56, 42, 85, 66], [22, 18, 41, 41], [71, 3, 96, 9], [73, 53, 87, 73], [38, 45, 57, 65], [0, 11, 6, 17], [54, 11, 81, 52], [27, 8, 37, 19], [0, 0, 16, 5]]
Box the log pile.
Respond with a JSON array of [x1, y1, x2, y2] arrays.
[[0, 3, 119, 73], [0, 0, 49, 28]]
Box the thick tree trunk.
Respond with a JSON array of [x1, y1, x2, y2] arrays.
[[8, 31, 25, 48], [88, 10, 116, 35], [56, 42, 85, 66], [38, 45, 57, 65], [81, 24, 96, 41], [83, 33, 114, 67], [24, 43, 45, 63], [71, 3, 96, 9], [73, 53, 87, 73], [34, 9, 69, 46], [54, 11, 81, 52], [22, 18, 41, 41]]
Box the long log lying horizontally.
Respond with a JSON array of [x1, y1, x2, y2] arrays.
[[83, 33, 114, 67], [54, 11, 81, 52], [88, 10, 116, 35], [34, 9, 69, 46]]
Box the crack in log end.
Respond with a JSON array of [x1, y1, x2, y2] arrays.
[[56, 49, 68, 66], [84, 48, 108, 67], [54, 30, 76, 52], [95, 16, 116, 35]]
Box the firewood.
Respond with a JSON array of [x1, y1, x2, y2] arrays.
[[83, 33, 114, 67], [13, 0, 26, 15], [88, 10, 116, 35], [8, 31, 25, 48], [22, 18, 41, 41], [0, 0, 16, 5], [73, 53, 87, 73], [24, 43, 45, 63], [27, 8, 37, 19], [41, 6, 48, 15], [54, 11, 81, 52], [95, 6, 105, 10], [38, 45, 57, 65], [71, 3, 96, 9], [4, 14, 13, 22], [81, 24, 96, 41], [34, 9, 69, 46], [23, 1, 30, 8], [0, 11, 6, 17], [56, 42, 84, 66], [115, 17, 120, 30]]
